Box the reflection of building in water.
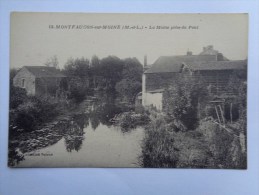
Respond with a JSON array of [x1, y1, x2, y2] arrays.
[[142, 45, 247, 110]]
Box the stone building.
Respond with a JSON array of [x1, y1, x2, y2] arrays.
[[142, 46, 247, 110], [13, 66, 66, 96]]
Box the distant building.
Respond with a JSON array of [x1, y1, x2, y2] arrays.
[[13, 66, 66, 96], [142, 46, 247, 110]]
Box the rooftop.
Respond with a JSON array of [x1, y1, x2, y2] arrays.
[[24, 66, 66, 78], [145, 55, 217, 73], [145, 46, 246, 74]]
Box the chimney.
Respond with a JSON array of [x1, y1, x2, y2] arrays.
[[217, 53, 224, 61], [208, 45, 213, 50], [144, 55, 147, 68], [187, 51, 192, 56], [203, 45, 214, 52]]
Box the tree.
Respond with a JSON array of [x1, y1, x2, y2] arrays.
[[64, 57, 90, 78], [99, 56, 124, 92], [163, 76, 210, 130], [90, 55, 101, 88], [45, 55, 59, 68], [10, 86, 28, 109], [63, 57, 92, 103], [115, 79, 142, 103], [122, 58, 143, 82], [115, 58, 143, 103]]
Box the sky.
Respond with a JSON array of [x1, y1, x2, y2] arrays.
[[10, 13, 248, 69]]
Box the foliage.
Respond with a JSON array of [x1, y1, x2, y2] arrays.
[[115, 79, 142, 103], [225, 71, 247, 122], [90, 55, 101, 74], [67, 77, 90, 103], [63, 58, 92, 103], [122, 58, 143, 82], [45, 55, 59, 68], [141, 113, 246, 168], [163, 76, 210, 130], [64, 57, 91, 78], [9, 86, 28, 109], [91, 55, 101, 88], [9, 90, 59, 132], [141, 113, 211, 168], [64, 114, 86, 152], [113, 111, 150, 130], [115, 58, 143, 103], [141, 114, 179, 168], [173, 131, 210, 168], [198, 119, 246, 169], [99, 56, 124, 92]]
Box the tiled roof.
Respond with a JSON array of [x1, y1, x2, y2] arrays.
[[24, 66, 66, 78], [145, 55, 217, 73], [145, 55, 246, 74], [190, 60, 247, 71]]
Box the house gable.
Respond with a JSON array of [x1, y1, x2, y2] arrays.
[[13, 67, 36, 95], [13, 66, 67, 96]]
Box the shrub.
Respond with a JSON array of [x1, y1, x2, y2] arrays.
[[141, 115, 179, 168], [113, 111, 150, 130], [163, 76, 210, 130], [10, 86, 28, 109], [198, 119, 246, 168], [10, 96, 59, 132], [141, 114, 211, 168], [115, 79, 142, 103], [67, 78, 89, 103]]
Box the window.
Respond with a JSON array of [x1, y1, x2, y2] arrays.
[[22, 79, 25, 88], [56, 79, 60, 86]]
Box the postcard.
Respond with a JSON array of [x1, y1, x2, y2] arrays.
[[9, 13, 248, 168]]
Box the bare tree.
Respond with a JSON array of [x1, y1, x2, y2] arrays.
[[45, 55, 59, 69]]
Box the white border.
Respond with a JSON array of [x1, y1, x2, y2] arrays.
[[1, 0, 259, 195]]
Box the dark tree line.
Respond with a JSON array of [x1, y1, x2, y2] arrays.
[[62, 55, 143, 103]]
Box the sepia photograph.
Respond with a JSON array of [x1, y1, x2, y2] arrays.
[[8, 13, 248, 168]]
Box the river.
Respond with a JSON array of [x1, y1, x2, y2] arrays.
[[9, 100, 145, 168]]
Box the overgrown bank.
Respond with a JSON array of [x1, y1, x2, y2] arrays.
[[140, 75, 247, 169], [140, 113, 246, 169]]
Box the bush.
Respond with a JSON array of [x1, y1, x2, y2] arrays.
[[115, 79, 142, 103], [67, 78, 89, 103], [10, 86, 28, 109], [198, 119, 246, 168], [141, 115, 179, 168], [113, 111, 150, 130], [10, 96, 59, 132], [141, 114, 211, 168], [162, 76, 210, 131]]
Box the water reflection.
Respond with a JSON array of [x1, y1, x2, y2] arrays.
[[90, 102, 123, 127], [63, 114, 87, 152], [9, 96, 138, 167]]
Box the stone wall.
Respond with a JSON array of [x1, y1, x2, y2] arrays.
[[144, 92, 163, 110], [145, 72, 179, 92], [13, 68, 36, 95], [35, 77, 63, 97]]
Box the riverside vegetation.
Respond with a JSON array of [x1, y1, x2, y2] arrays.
[[9, 56, 246, 168], [140, 74, 246, 169]]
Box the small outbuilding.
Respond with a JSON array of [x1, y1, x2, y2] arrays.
[[13, 66, 66, 96]]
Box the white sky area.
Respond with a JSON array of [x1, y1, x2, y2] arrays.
[[10, 13, 248, 69]]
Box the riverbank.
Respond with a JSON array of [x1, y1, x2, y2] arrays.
[[8, 98, 93, 166], [9, 98, 147, 167], [140, 112, 247, 169]]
